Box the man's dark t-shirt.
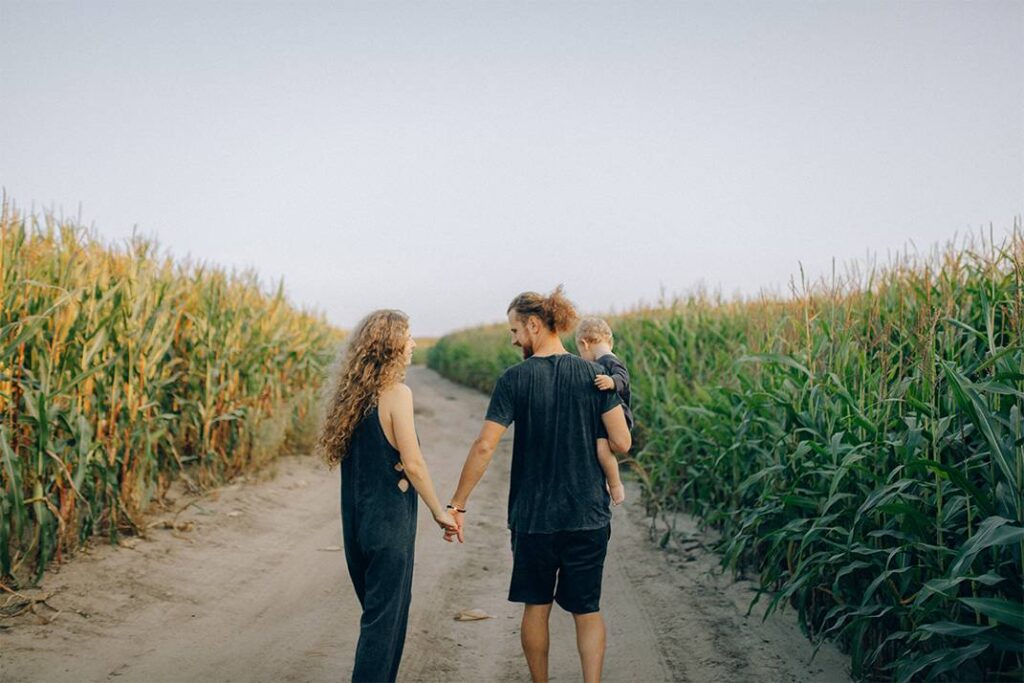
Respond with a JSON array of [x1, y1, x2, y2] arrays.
[[596, 353, 633, 430], [485, 353, 621, 534]]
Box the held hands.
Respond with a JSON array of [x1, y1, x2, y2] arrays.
[[442, 505, 465, 544], [594, 374, 615, 391], [433, 508, 459, 536]]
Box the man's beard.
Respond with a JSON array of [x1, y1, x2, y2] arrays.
[[520, 343, 534, 359]]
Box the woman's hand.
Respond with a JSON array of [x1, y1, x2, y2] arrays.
[[442, 509, 465, 544], [434, 509, 459, 534]]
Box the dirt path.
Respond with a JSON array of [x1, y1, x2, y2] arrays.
[[0, 367, 850, 682]]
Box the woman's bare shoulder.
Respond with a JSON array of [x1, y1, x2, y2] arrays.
[[378, 382, 413, 408]]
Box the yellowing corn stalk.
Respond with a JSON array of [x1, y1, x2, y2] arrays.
[[0, 199, 341, 584]]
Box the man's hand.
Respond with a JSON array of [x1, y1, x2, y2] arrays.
[[443, 509, 465, 544], [594, 374, 615, 391]]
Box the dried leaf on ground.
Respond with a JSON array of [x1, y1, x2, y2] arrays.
[[454, 608, 491, 621]]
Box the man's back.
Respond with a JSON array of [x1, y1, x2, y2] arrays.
[[485, 353, 620, 534], [449, 290, 633, 683]]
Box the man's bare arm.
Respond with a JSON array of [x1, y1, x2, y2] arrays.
[[601, 405, 631, 455], [446, 420, 507, 542]]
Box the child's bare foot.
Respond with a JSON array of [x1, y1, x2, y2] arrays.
[[609, 483, 625, 506]]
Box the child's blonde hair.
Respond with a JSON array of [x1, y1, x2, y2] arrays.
[[576, 317, 613, 344]]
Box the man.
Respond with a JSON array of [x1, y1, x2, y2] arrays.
[[446, 287, 631, 683]]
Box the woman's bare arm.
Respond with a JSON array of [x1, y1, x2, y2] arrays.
[[382, 384, 455, 529]]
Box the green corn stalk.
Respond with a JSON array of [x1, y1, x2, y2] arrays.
[[430, 221, 1024, 681]]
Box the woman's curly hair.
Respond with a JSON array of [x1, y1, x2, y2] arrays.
[[318, 309, 410, 468]]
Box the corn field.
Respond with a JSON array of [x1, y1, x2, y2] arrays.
[[428, 225, 1024, 681], [0, 201, 340, 584]]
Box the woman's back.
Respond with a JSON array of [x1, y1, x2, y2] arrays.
[[341, 406, 416, 549]]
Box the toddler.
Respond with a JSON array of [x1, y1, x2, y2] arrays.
[[576, 318, 633, 506]]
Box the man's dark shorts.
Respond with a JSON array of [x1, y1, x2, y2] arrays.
[[508, 525, 611, 614]]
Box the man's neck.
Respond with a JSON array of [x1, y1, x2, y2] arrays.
[[530, 334, 567, 358]]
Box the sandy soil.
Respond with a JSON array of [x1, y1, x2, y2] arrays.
[[0, 366, 850, 682]]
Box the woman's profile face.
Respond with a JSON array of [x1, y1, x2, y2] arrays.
[[402, 331, 416, 366]]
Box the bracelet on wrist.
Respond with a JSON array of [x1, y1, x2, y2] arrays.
[[446, 503, 467, 513]]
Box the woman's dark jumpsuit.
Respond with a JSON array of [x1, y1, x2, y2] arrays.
[[341, 406, 417, 683]]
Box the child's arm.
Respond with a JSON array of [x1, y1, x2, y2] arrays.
[[602, 355, 631, 396], [596, 438, 625, 505]]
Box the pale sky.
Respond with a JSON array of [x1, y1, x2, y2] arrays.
[[1, 1, 1021, 336]]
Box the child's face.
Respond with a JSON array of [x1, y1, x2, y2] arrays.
[[577, 338, 596, 361]]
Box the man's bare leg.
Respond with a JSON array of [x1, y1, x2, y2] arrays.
[[572, 611, 606, 683], [521, 603, 553, 682]]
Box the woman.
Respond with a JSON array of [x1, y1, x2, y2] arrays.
[[318, 309, 458, 683]]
